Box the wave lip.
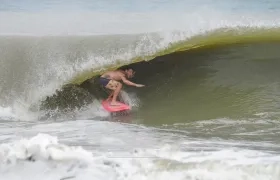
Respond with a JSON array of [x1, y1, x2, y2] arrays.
[[69, 26, 280, 85]]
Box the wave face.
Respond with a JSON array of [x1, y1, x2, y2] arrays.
[[1, 31, 280, 120]]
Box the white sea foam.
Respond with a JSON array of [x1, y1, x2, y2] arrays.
[[0, 133, 280, 180], [0, 107, 16, 120]]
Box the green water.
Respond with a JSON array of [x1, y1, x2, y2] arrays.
[[127, 42, 280, 125], [67, 28, 280, 85]]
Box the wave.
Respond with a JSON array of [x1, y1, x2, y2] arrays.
[[68, 27, 280, 85], [1, 26, 280, 120]]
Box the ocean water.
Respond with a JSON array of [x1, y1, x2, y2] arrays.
[[1, 0, 280, 179]]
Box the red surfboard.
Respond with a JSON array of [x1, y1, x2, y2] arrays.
[[101, 100, 131, 112]]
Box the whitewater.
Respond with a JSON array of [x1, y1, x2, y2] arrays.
[[1, 0, 280, 179]]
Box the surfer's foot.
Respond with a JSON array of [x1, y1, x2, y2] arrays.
[[110, 101, 121, 106]]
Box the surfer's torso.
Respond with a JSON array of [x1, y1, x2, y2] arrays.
[[99, 70, 125, 90], [100, 70, 125, 81]]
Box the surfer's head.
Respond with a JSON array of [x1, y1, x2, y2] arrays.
[[125, 68, 135, 78]]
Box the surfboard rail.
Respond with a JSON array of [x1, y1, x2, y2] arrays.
[[101, 100, 131, 112]]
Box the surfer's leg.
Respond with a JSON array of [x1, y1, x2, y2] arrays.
[[107, 91, 114, 100], [106, 80, 122, 105], [111, 83, 122, 106]]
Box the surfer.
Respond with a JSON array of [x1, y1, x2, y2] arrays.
[[99, 68, 145, 106]]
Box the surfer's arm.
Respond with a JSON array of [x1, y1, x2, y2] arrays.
[[120, 76, 145, 87], [121, 76, 138, 86]]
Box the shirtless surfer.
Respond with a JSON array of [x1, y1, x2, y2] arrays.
[[99, 68, 144, 106]]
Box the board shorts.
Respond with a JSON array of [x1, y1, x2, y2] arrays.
[[99, 77, 120, 90]]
